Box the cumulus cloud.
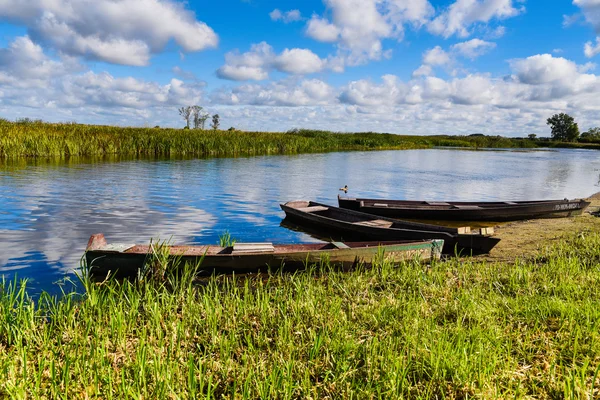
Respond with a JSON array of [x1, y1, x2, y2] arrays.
[[0, 0, 218, 66], [420, 39, 496, 73], [211, 78, 335, 107], [423, 46, 451, 66], [305, 0, 434, 67], [412, 64, 433, 78], [270, 9, 302, 23], [273, 49, 325, 74], [216, 42, 328, 81], [574, 0, 600, 32], [333, 53, 600, 114], [0, 35, 67, 82], [451, 38, 496, 59], [306, 16, 341, 42], [3, 32, 600, 137], [0, 35, 205, 126], [585, 37, 600, 57], [510, 54, 586, 85], [428, 0, 524, 38]]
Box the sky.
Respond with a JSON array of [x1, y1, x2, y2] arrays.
[[0, 0, 599, 136]]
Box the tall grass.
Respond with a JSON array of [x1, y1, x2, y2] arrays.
[[1, 232, 600, 398], [0, 120, 546, 158]]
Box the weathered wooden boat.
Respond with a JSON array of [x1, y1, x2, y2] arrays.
[[338, 195, 591, 221], [85, 234, 444, 278], [280, 201, 501, 255]]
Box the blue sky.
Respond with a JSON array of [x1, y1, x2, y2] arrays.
[[0, 0, 600, 136]]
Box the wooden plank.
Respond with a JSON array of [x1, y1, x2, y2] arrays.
[[232, 243, 275, 254], [352, 219, 394, 228], [296, 206, 329, 213], [332, 241, 350, 249], [479, 227, 495, 235]]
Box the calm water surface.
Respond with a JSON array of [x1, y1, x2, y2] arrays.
[[1, 148, 599, 294]]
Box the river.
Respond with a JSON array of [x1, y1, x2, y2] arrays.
[[1, 147, 598, 294]]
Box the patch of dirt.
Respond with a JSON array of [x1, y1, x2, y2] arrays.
[[476, 192, 600, 262]]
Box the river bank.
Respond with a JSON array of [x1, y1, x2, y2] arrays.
[[4, 120, 597, 158], [483, 191, 600, 261]]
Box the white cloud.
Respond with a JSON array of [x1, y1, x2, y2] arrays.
[[305, 0, 434, 66], [451, 38, 496, 59], [306, 16, 341, 42], [0, 35, 67, 82], [270, 9, 302, 23], [0, 0, 218, 66], [3, 33, 600, 138], [511, 54, 583, 85], [423, 46, 451, 66], [273, 49, 325, 74], [216, 42, 328, 81], [339, 75, 407, 106], [216, 42, 274, 81], [420, 39, 496, 74], [0, 36, 205, 126], [412, 64, 433, 78], [428, 0, 524, 38], [574, 0, 600, 32], [211, 78, 335, 107], [585, 37, 600, 57]]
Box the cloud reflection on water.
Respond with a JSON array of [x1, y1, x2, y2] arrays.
[[0, 148, 599, 293]]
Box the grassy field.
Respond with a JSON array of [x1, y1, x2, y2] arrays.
[[1, 232, 600, 398], [0, 120, 547, 158]]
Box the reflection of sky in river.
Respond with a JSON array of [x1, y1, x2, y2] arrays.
[[1, 148, 599, 294]]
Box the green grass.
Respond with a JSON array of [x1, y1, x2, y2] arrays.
[[1, 232, 600, 398], [0, 120, 549, 158]]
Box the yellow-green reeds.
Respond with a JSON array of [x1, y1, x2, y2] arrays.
[[0, 120, 544, 158]]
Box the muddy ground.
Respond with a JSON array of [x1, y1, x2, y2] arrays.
[[477, 191, 600, 262]]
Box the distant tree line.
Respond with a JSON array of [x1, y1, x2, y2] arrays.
[[545, 113, 600, 143], [178, 106, 220, 130]]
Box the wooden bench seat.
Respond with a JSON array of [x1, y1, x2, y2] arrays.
[[352, 219, 394, 228], [296, 206, 329, 213], [232, 243, 275, 254]]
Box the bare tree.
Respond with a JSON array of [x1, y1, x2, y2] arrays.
[[191, 106, 203, 129], [211, 114, 220, 130], [178, 106, 192, 129], [199, 112, 210, 130]]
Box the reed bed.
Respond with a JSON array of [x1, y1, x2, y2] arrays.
[[0, 120, 541, 158], [1, 232, 600, 398]]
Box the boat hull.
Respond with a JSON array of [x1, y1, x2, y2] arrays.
[[280, 201, 500, 255], [338, 196, 591, 221], [85, 234, 443, 279]]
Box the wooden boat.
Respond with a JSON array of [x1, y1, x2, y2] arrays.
[[85, 234, 444, 278], [280, 201, 501, 255], [338, 195, 591, 221]]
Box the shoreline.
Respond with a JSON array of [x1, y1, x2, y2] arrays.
[[480, 191, 600, 261]]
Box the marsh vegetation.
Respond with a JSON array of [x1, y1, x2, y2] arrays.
[[0, 120, 563, 159]]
